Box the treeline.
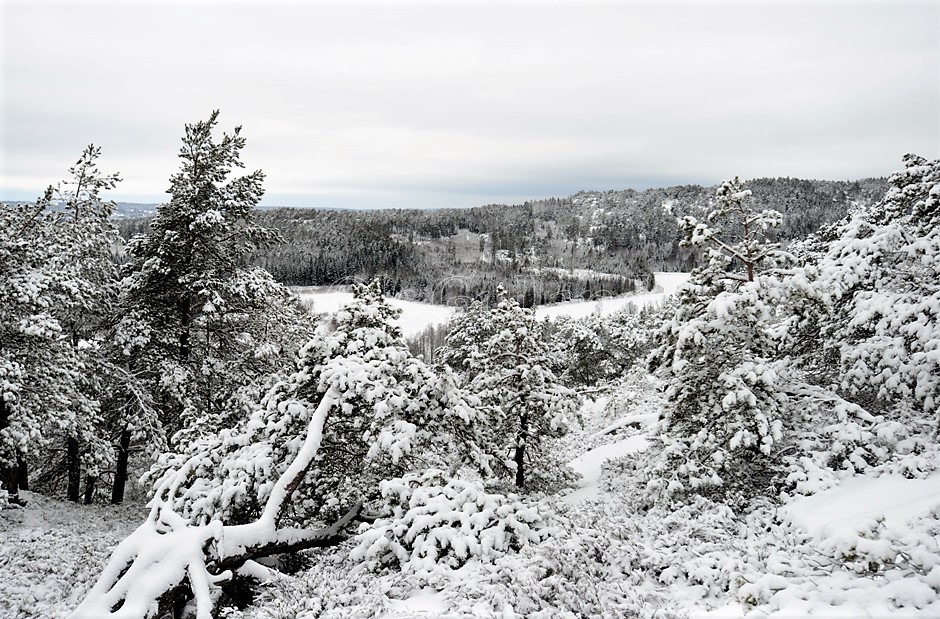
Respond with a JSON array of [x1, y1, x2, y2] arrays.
[[117, 177, 884, 306]]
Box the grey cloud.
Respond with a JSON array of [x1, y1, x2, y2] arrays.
[[2, 1, 937, 208]]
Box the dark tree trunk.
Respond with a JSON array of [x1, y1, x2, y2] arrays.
[[0, 466, 18, 504], [178, 299, 192, 361], [83, 475, 97, 505], [16, 453, 29, 491], [514, 412, 528, 488], [67, 437, 81, 503], [111, 428, 131, 504], [1, 398, 24, 505]]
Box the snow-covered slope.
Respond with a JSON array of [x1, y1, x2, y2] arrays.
[[564, 435, 650, 504], [535, 271, 687, 321]]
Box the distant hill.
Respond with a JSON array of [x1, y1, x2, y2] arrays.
[[113, 177, 888, 307]]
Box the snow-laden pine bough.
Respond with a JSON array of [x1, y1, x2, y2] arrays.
[[69, 387, 367, 619]]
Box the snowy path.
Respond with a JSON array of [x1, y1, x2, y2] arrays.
[[782, 472, 940, 538], [564, 434, 650, 504]]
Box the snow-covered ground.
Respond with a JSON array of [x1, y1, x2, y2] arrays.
[[782, 473, 940, 539], [564, 434, 650, 504], [536, 270, 687, 322], [293, 272, 689, 336], [293, 289, 458, 337], [5, 385, 940, 618], [0, 493, 144, 618], [554, 402, 940, 619]]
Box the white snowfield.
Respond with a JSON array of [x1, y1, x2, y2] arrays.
[[782, 473, 940, 540], [293, 272, 690, 337]]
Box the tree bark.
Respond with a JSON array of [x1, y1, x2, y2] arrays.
[[216, 501, 364, 572], [0, 398, 17, 504], [67, 437, 81, 503], [514, 411, 528, 488], [16, 453, 29, 491], [111, 428, 131, 504], [178, 298, 192, 361], [83, 475, 97, 505]]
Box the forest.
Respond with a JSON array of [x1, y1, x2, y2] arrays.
[[115, 176, 886, 308], [1, 112, 939, 618]]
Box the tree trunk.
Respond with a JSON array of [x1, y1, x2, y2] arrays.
[[514, 412, 528, 488], [111, 428, 131, 504], [178, 299, 192, 361], [67, 437, 81, 503], [17, 453, 29, 491], [0, 398, 23, 505], [83, 475, 97, 505]]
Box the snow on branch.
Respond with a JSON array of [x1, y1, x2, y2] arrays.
[[69, 388, 363, 619]]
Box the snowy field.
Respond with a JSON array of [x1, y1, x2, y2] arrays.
[[293, 271, 689, 336]]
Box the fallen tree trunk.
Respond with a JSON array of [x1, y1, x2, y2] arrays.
[[70, 388, 356, 619]]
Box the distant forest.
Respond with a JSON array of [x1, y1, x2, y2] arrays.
[[117, 177, 887, 307]]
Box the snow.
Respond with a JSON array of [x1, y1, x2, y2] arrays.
[[293, 288, 458, 337], [564, 434, 650, 503], [385, 588, 449, 614], [293, 272, 690, 336], [781, 472, 940, 539]]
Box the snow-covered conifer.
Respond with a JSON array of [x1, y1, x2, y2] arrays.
[[117, 112, 309, 449], [816, 154, 940, 422], [144, 280, 489, 526], [648, 178, 794, 500], [70, 281, 492, 617], [440, 287, 579, 489], [0, 146, 132, 505]]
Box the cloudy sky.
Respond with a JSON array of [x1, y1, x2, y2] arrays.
[[2, 0, 937, 209]]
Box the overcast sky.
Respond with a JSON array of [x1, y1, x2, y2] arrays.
[[2, 0, 938, 209]]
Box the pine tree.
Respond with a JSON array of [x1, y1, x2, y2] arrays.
[[648, 177, 793, 500], [118, 111, 306, 447], [143, 280, 489, 525], [0, 146, 123, 505], [440, 287, 578, 489], [816, 154, 940, 422]]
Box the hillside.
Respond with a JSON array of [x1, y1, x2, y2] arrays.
[[116, 176, 887, 307]]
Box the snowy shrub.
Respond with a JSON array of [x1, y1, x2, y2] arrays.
[[445, 495, 753, 618], [736, 501, 940, 617], [352, 469, 548, 574], [782, 391, 928, 495], [0, 493, 143, 619], [218, 546, 388, 619]]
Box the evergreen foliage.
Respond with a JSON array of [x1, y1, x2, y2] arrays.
[[116, 111, 309, 446], [816, 154, 940, 422], [144, 281, 490, 526], [439, 288, 579, 489], [648, 177, 794, 500], [0, 146, 130, 504]]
